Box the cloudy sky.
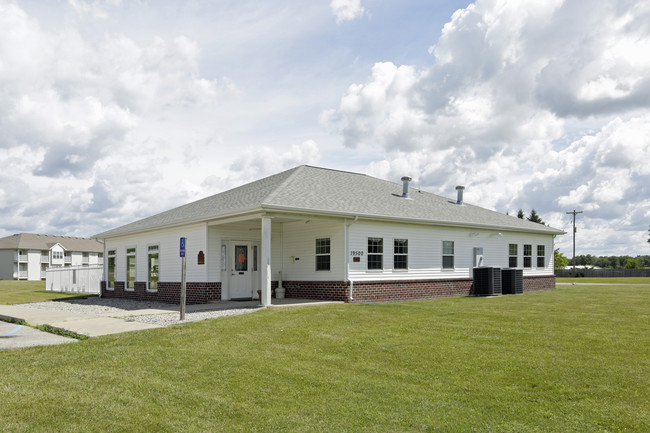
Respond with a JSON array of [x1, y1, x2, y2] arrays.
[[1, 0, 649, 257]]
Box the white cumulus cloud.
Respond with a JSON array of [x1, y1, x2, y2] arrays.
[[330, 0, 365, 23], [325, 0, 650, 255]]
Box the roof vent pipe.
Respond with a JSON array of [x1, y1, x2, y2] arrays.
[[456, 185, 465, 205], [401, 176, 412, 198]]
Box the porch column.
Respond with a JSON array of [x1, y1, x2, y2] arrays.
[[260, 216, 272, 306]]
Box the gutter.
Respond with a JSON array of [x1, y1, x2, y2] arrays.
[[260, 204, 565, 235]]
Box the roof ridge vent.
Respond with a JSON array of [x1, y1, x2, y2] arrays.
[[456, 185, 465, 205], [401, 176, 412, 198]]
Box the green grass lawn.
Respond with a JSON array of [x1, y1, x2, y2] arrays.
[[1, 285, 648, 432], [556, 276, 650, 284], [0, 280, 95, 304]]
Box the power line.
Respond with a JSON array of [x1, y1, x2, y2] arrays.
[[566, 210, 583, 273]]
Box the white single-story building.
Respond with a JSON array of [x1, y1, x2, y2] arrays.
[[0, 233, 103, 281], [93, 165, 565, 305]]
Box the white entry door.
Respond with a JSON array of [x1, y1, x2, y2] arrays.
[[230, 242, 252, 299]]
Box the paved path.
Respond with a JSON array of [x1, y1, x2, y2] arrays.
[[0, 321, 76, 349], [0, 298, 339, 350]]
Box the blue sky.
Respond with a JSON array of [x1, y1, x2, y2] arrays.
[[1, 0, 649, 257]]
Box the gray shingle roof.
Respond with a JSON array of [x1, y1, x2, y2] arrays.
[[0, 233, 103, 252], [95, 165, 564, 238]]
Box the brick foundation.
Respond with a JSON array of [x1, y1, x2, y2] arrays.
[[100, 275, 554, 305], [279, 281, 349, 301], [101, 281, 221, 304], [349, 279, 474, 303], [523, 275, 556, 293]]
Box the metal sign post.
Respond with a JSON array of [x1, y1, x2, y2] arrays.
[[180, 237, 186, 320]]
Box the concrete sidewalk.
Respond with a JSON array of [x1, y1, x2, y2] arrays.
[[0, 298, 341, 342], [1, 321, 77, 349], [0, 304, 163, 337]]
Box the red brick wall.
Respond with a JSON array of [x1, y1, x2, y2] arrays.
[[280, 281, 349, 301], [99, 274, 554, 305], [279, 278, 474, 303], [101, 281, 220, 304], [523, 275, 556, 293], [349, 279, 474, 303]]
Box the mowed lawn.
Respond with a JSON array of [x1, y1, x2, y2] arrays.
[[0, 280, 92, 304], [1, 284, 648, 432]]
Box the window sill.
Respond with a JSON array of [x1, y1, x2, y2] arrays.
[[392, 269, 409, 273], [366, 270, 384, 273]]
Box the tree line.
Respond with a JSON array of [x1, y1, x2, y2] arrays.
[[554, 250, 650, 269]]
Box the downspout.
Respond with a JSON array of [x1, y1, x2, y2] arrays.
[[345, 216, 359, 302]]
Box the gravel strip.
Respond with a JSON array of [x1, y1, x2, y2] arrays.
[[24, 298, 261, 327], [130, 308, 259, 327]]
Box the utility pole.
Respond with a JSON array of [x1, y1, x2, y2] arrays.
[[566, 210, 583, 274]]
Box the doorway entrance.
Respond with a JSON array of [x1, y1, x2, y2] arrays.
[[228, 241, 261, 300]]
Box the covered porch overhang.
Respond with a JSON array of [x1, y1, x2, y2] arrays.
[[207, 212, 349, 306]]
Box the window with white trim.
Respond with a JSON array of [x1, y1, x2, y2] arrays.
[[393, 239, 408, 270], [509, 244, 518, 268], [537, 245, 545, 268], [315, 238, 331, 271], [367, 238, 383, 270], [523, 244, 532, 268], [126, 247, 136, 290], [442, 241, 454, 269], [107, 250, 116, 289], [148, 245, 159, 291]]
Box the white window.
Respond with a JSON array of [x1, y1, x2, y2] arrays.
[[523, 244, 532, 268], [393, 239, 408, 270], [126, 247, 136, 290], [537, 245, 545, 268], [367, 238, 383, 270], [315, 238, 331, 271], [509, 244, 518, 268], [107, 250, 116, 289], [148, 245, 159, 291], [442, 241, 454, 269]]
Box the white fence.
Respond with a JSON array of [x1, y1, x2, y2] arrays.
[[46, 265, 103, 294]]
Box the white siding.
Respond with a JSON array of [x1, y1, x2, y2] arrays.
[[70, 252, 83, 266], [348, 221, 555, 282], [104, 223, 208, 283], [279, 220, 345, 281], [27, 250, 41, 280], [0, 250, 13, 279]]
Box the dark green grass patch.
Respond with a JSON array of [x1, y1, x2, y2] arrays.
[[0, 280, 95, 304], [557, 277, 650, 284], [1, 285, 648, 432]]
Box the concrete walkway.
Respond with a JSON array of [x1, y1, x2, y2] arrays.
[[0, 321, 76, 349], [0, 298, 341, 348], [0, 304, 162, 337]]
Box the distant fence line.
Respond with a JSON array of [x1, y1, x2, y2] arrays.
[[46, 265, 103, 294], [555, 268, 650, 278]]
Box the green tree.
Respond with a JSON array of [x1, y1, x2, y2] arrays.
[[517, 209, 525, 219], [554, 249, 569, 269], [527, 209, 545, 224], [647, 225, 649, 244], [624, 258, 640, 269]]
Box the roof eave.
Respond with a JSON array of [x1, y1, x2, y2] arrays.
[[93, 206, 265, 240], [260, 204, 565, 235]]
